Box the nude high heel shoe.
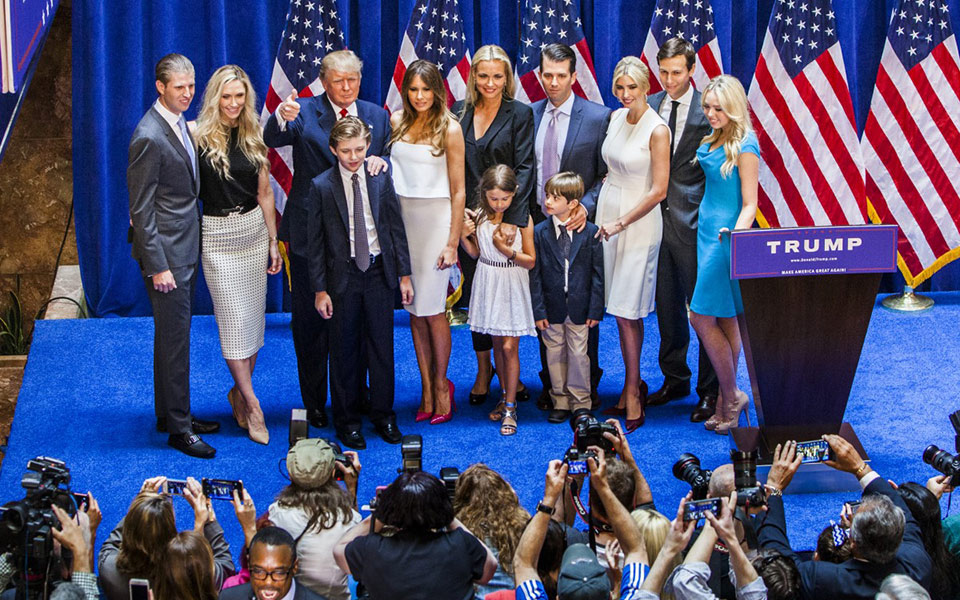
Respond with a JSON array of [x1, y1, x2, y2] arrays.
[[244, 395, 270, 445], [715, 391, 751, 435]]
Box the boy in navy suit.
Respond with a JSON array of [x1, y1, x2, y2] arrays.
[[307, 116, 413, 450], [530, 173, 604, 423]]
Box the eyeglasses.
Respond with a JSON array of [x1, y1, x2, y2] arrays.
[[249, 566, 293, 582]]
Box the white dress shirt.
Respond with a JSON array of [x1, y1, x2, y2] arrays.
[[658, 84, 694, 149], [279, 579, 297, 600], [536, 93, 575, 195], [553, 215, 572, 293], [153, 99, 190, 150], [338, 163, 380, 258]]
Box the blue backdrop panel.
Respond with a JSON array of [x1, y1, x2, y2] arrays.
[[73, 0, 960, 317]]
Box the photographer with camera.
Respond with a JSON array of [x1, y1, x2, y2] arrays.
[[757, 437, 932, 599], [333, 470, 497, 599], [266, 439, 361, 600], [97, 476, 235, 600], [894, 480, 960, 600]]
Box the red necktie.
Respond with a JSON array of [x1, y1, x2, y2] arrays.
[[339, 108, 348, 119]]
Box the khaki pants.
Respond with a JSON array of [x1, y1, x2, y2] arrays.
[[542, 318, 591, 411]]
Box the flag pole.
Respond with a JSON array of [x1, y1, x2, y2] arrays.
[[880, 286, 934, 312]]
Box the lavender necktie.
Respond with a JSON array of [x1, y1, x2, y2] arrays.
[[177, 116, 196, 177], [540, 107, 560, 213], [352, 173, 370, 271]]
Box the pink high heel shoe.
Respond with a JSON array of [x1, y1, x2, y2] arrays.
[[431, 380, 456, 425]]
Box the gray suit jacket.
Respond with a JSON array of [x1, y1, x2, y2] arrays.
[[127, 105, 201, 276], [648, 89, 712, 247]]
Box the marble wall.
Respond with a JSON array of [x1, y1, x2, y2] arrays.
[[0, 0, 75, 348]]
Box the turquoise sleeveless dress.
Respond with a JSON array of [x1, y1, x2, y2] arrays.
[[689, 132, 759, 318]]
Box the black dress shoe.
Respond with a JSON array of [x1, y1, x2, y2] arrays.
[[157, 418, 220, 434], [536, 389, 552, 411], [690, 394, 718, 423], [167, 433, 216, 459], [548, 409, 571, 424], [516, 384, 531, 402], [374, 418, 403, 444], [646, 381, 691, 407], [308, 410, 329, 428], [338, 429, 367, 450], [590, 390, 601, 411]]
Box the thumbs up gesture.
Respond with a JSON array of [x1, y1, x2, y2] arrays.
[[279, 90, 300, 122]]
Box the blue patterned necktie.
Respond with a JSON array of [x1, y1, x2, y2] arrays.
[[177, 116, 196, 177], [352, 173, 370, 271]]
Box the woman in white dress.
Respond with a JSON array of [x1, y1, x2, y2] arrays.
[[594, 57, 670, 432], [389, 60, 466, 424]]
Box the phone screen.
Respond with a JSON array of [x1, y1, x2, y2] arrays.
[[683, 498, 721, 522], [202, 478, 242, 501], [164, 479, 188, 495], [129, 579, 150, 600], [795, 439, 831, 464]]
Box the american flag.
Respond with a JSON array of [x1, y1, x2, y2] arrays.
[[746, 0, 867, 229], [862, 0, 960, 286], [385, 0, 471, 113], [259, 0, 345, 215], [640, 0, 723, 93], [515, 0, 603, 104]]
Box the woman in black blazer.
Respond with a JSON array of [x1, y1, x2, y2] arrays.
[[452, 44, 535, 410]]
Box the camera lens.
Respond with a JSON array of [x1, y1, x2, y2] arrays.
[[673, 453, 700, 481]]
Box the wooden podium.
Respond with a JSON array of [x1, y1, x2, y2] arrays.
[[722, 225, 898, 492]]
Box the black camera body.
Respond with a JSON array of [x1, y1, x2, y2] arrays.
[[731, 449, 767, 508], [439, 467, 461, 503], [563, 445, 598, 475], [923, 445, 960, 486], [323, 439, 352, 482], [673, 453, 713, 500], [400, 434, 423, 474], [570, 409, 618, 454]]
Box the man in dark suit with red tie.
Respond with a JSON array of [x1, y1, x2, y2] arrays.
[[306, 117, 412, 450], [264, 50, 390, 431]]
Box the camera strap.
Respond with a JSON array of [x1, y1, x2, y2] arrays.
[[568, 479, 598, 554]]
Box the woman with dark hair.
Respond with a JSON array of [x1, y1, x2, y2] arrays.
[[389, 59, 465, 424], [453, 464, 530, 596], [333, 471, 498, 599], [266, 439, 361, 600], [97, 477, 235, 600], [898, 480, 960, 600], [154, 531, 218, 600]]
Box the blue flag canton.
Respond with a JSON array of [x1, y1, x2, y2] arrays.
[[650, 0, 718, 50], [406, 0, 468, 73], [276, 0, 345, 85], [769, 0, 839, 78], [889, 0, 954, 71], [517, 0, 586, 76]]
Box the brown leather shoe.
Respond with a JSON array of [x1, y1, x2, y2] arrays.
[[646, 381, 691, 406], [690, 394, 718, 422]]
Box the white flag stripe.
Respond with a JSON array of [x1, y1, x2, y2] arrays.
[[573, 48, 602, 100], [862, 141, 937, 265], [757, 167, 799, 227], [447, 64, 467, 98], [920, 57, 960, 139], [641, 31, 662, 86]]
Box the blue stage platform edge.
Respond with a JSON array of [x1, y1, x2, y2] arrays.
[[2, 292, 959, 566]]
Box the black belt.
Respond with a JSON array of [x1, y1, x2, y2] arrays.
[[348, 254, 381, 266], [203, 204, 257, 217]]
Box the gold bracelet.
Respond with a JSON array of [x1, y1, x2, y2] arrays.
[[854, 463, 869, 479]]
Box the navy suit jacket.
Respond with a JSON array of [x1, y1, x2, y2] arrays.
[[529, 219, 604, 325], [306, 166, 411, 297], [757, 477, 932, 600], [263, 95, 390, 256], [531, 95, 611, 219]]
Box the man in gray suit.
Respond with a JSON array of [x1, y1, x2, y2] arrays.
[[128, 53, 219, 458], [646, 39, 719, 422]]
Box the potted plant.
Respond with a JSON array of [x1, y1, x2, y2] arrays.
[[0, 288, 28, 367]]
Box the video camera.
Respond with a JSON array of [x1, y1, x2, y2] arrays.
[[673, 453, 712, 500], [923, 410, 960, 486], [730, 449, 766, 508]]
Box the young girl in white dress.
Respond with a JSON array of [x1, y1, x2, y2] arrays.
[[460, 165, 536, 436]]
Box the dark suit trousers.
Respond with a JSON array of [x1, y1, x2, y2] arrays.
[[288, 252, 329, 413], [143, 263, 196, 435], [329, 260, 396, 432], [654, 227, 718, 397]]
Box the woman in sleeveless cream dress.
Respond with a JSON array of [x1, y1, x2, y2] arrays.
[[594, 57, 671, 431]]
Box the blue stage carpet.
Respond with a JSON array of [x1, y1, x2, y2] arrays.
[[2, 293, 960, 564]]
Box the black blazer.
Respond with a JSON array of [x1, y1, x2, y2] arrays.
[[531, 95, 611, 219], [263, 95, 390, 256], [757, 477, 932, 600], [218, 582, 327, 600], [306, 166, 411, 296], [453, 98, 535, 228], [529, 219, 604, 325]]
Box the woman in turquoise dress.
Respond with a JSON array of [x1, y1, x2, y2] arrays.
[[688, 75, 759, 435]]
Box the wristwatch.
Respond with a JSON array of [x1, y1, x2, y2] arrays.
[[536, 501, 556, 515]]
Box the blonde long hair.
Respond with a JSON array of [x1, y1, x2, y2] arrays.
[[194, 65, 268, 179], [631, 509, 679, 599], [700, 74, 753, 178], [453, 464, 530, 573], [389, 60, 455, 157], [464, 45, 516, 109]]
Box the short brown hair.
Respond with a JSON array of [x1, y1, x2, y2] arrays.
[[329, 115, 371, 149], [544, 171, 584, 203], [155, 53, 194, 84], [657, 37, 696, 70]]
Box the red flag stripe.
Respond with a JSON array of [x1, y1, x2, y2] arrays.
[[816, 50, 858, 131], [932, 42, 960, 102], [908, 63, 960, 166], [757, 188, 782, 228], [268, 150, 293, 193], [697, 48, 722, 84], [751, 109, 815, 226]]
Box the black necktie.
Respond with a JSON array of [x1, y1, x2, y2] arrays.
[[558, 228, 571, 261], [668, 100, 679, 158], [352, 173, 370, 271]]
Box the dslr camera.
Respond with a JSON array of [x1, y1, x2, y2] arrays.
[[673, 453, 713, 500], [923, 409, 960, 486], [570, 409, 619, 454], [731, 449, 766, 508]]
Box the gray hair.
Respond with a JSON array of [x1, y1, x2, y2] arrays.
[[708, 464, 734, 498], [875, 574, 931, 600], [850, 494, 905, 564], [320, 50, 363, 79], [50, 583, 88, 600], [155, 53, 194, 84]]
